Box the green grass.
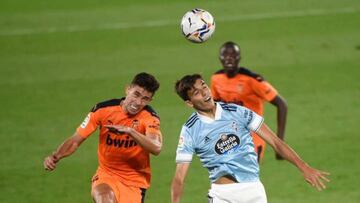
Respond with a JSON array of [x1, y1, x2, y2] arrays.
[[0, 0, 359, 202]]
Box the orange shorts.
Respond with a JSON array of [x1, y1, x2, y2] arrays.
[[252, 132, 266, 162], [91, 169, 146, 203]]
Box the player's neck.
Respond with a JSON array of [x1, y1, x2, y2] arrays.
[[197, 105, 216, 119], [225, 67, 239, 78]]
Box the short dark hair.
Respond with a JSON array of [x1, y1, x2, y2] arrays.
[[220, 41, 240, 51], [131, 72, 160, 94], [175, 74, 203, 101]]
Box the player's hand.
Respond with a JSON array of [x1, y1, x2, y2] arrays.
[[275, 153, 284, 160], [302, 166, 330, 191], [43, 154, 59, 171], [105, 125, 133, 135]]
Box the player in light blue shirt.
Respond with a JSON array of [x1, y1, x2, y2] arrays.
[[171, 74, 330, 203], [176, 101, 262, 183]]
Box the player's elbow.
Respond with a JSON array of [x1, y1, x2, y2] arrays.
[[67, 142, 81, 155], [272, 95, 288, 111], [150, 145, 162, 156], [151, 150, 161, 156]]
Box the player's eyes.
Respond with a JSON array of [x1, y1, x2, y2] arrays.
[[142, 97, 151, 102]]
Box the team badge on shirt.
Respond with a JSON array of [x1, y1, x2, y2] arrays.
[[215, 133, 240, 155], [178, 136, 185, 149], [237, 84, 244, 93], [132, 119, 139, 129]]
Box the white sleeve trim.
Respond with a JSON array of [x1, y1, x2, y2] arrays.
[[175, 153, 193, 163], [248, 113, 264, 132]]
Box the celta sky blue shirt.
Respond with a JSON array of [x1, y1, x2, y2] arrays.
[[175, 102, 264, 183]]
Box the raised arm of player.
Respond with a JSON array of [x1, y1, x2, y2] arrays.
[[171, 163, 191, 203], [255, 123, 330, 191], [270, 95, 288, 160], [43, 132, 86, 171], [104, 125, 162, 156]]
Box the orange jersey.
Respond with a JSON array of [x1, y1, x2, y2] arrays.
[[76, 98, 161, 189], [210, 67, 278, 116]]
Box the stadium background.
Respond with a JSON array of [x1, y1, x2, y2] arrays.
[[0, 0, 359, 202]]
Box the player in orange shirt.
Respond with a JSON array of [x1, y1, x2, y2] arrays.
[[210, 41, 288, 162], [43, 72, 162, 203]]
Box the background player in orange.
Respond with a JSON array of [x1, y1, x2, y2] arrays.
[[43, 72, 162, 203], [210, 41, 288, 162]]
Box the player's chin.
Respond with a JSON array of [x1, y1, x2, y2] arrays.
[[224, 67, 237, 75], [127, 107, 142, 115], [201, 101, 215, 110]]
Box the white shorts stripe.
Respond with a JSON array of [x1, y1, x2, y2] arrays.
[[208, 181, 267, 203]]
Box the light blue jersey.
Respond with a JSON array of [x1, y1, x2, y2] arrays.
[[176, 102, 264, 183]]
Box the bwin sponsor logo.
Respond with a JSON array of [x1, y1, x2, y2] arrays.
[[106, 134, 137, 148]]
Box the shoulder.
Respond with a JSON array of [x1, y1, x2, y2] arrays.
[[184, 113, 199, 129], [238, 67, 264, 82], [141, 105, 160, 120], [212, 69, 225, 78], [211, 69, 226, 84], [90, 98, 122, 112], [218, 102, 238, 112], [213, 69, 225, 75]]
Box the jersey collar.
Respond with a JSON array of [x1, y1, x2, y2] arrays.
[[196, 102, 223, 123]]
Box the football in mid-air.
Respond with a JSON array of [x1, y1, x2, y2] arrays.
[[180, 8, 215, 43]]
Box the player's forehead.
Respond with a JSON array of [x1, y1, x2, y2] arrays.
[[193, 78, 206, 87], [128, 85, 153, 97], [188, 79, 206, 92], [220, 45, 239, 55]]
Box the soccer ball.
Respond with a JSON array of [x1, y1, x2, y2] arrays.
[[180, 8, 216, 43]]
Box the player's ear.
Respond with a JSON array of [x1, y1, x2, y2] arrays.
[[125, 85, 130, 95], [185, 100, 194, 108]]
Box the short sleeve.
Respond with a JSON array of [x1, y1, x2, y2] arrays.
[[210, 76, 220, 101], [76, 111, 99, 138], [175, 126, 194, 163], [252, 79, 278, 102], [143, 116, 161, 135], [237, 105, 264, 132]]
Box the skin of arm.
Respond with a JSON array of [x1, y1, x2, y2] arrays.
[[269, 95, 288, 160], [255, 123, 330, 191], [171, 163, 191, 203], [43, 132, 86, 171], [105, 125, 162, 156]]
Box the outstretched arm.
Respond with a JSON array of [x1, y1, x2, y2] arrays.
[[105, 125, 162, 156], [255, 123, 330, 191], [171, 163, 190, 203], [270, 95, 288, 160], [43, 132, 86, 171]]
